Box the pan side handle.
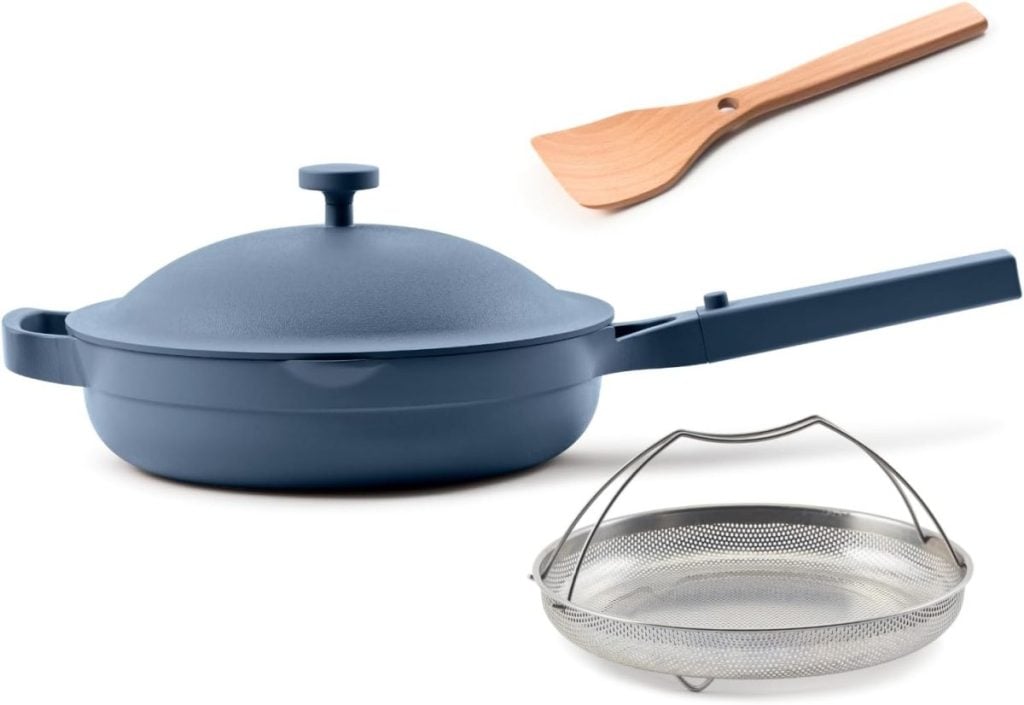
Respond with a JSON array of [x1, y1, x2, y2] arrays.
[[3, 309, 86, 386]]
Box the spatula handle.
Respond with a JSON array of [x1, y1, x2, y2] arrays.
[[731, 3, 987, 119]]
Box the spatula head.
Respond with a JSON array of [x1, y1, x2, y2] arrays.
[[532, 99, 737, 209]]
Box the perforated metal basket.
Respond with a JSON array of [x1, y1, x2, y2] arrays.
[[532, 417, 971, 692]]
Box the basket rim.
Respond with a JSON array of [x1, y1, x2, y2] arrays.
[[531, 503, 972, 634]]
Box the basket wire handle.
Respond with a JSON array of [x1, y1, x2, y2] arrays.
[[539, 415, 965, 603]]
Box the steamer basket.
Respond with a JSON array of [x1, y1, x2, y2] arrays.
[[531, 417, 970, 692]]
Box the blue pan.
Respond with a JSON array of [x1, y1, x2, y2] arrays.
[[3, 165, 1020, 488]]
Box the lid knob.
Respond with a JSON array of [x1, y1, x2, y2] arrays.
[[299, 164, 379, 227]]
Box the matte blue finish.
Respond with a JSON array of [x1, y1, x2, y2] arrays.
[[68, 224, 610, 358], [602, 312, 707, 374], [703, 291, 730, 310], [72, 330, 610, 411], [4, 249, 1019, 488], [66, 165, 613, 358], [697, 250, 1022, 361], [65, 225, 613, 358], [2, 309, 84, 386], [2, 163, 1020, 487], [299, 163, 379, 227], [73, 333, 611, 487], [84, 383, 601, 488]]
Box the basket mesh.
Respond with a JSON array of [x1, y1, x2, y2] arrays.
[[540, 516, 965, 679]]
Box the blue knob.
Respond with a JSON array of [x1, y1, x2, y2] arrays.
[[703, 291, 730, 310], [299, 164, 379, 227]]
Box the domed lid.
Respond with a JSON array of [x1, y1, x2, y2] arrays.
[[66, 164, 613, 359]]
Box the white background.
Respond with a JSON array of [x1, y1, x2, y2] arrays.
[[1, 1, 1021, 702]]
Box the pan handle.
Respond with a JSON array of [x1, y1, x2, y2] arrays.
[[3, 309, 86, 386], [538, 416, 965, 605], [602, 250, 1020, 373]]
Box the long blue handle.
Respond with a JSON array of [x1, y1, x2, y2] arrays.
[[605, 250, 1020, 373], [697, 250, 1020, 362]]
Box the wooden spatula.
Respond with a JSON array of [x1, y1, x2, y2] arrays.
[[532, 3, 987, 209]]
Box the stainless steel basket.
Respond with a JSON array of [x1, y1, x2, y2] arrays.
[[531, 417, 971, 692]]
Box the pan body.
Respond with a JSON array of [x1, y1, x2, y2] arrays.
[[85, 381, 599, 488], [74, 333, 609, 488]]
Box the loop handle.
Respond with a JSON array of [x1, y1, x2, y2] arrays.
[[540, 416, 964, 602]]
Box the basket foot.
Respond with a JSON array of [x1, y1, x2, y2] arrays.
[[676, 676, 714, 693]]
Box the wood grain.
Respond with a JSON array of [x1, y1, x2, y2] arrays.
[[532, 3, 988, 209]]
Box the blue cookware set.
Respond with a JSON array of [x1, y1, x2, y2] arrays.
[[2, 5, 1022, 692], [3, 164, 1019, 487]]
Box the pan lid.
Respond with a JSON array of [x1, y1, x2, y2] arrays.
[[65, 164, 613, 359]]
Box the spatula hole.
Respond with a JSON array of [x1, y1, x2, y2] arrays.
[[717, 97, 738, 112]]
